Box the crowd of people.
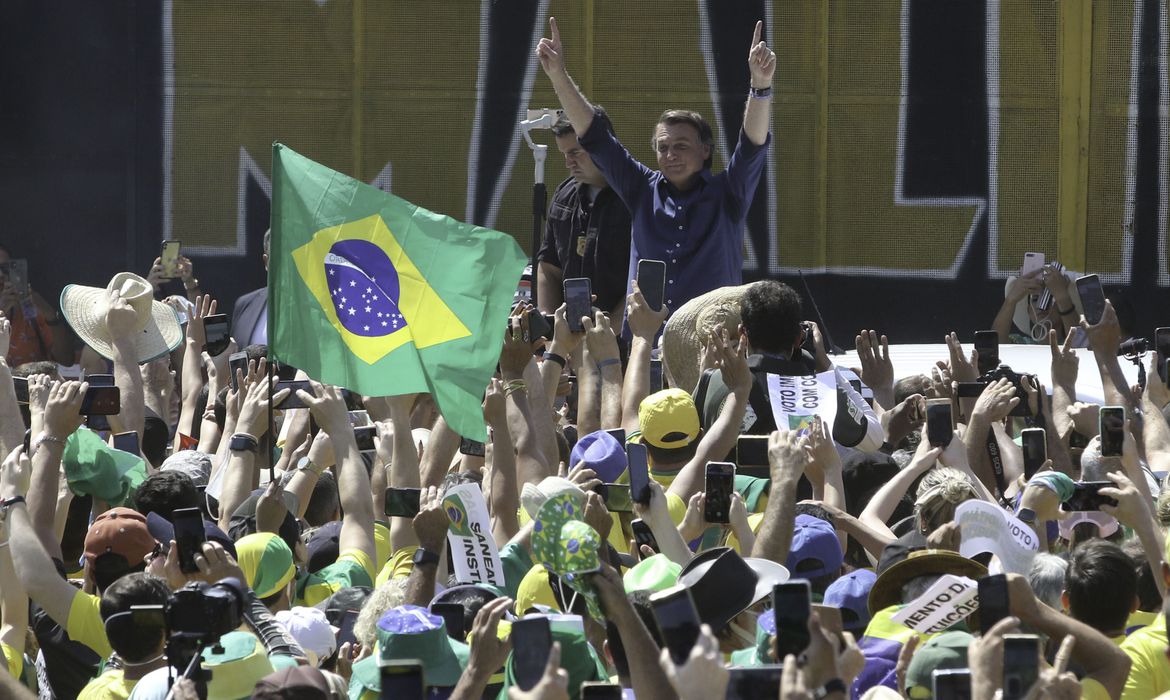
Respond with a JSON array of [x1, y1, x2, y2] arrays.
[[0, 14, 1166, 700]]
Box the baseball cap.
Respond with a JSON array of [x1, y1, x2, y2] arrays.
[[570, 430, 628, 483], [274, 607, 337, 667], [904, 631, 973, 698], [235, 532, 297, 599], [252, 666, 331, 700], [824, 569, 877, 632], [159, 449, 213, 487], [785, 514, 844, 579], [637, 389, 701, 449], [305, 521, 342, 573], [84, 507, 158, 564], [623, 554, 682, 593], [201, 631, 298, 700]]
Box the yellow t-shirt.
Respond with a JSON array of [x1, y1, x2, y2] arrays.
[[1082, 678, 1112, 700], [1, 642, 22, 683], [78, 669, 135, 700], [66, 589, 113, 659], [296, 548, 376, 607], [375, 546, 417, 587], [1121, 613, 1170, 699]]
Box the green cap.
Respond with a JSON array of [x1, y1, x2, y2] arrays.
[[63, 428, 147, 506], [623, 554, 682, 594], [905, 630, 973, 699], [502, 616, 608, 700], [200, 631, 296, 700]]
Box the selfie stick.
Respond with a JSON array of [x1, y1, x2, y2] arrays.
[[520, 109, 559, 307]]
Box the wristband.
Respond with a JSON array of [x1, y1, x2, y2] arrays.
[[749, 85, 773, 99], [503, 379, 528, 397], [596, 357, 621, 371], [543, 351, 567, 369], [229, 432, 259, 454], [0, 495, 26, 513]]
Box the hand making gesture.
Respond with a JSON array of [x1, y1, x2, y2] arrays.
[[748, 20, 776, 88]]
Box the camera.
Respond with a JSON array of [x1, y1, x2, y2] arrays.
[[977, 364, 1037, 417], [167, 578, 246, 642], [1118, 337, 1149, 358]]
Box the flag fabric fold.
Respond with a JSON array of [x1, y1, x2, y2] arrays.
[[269, 143, 526, 439]]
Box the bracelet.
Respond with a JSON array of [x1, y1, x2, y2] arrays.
[[749, 85, 773, 99], [1056, 304, 1075, 315], [33, 432, 67, 455], [503, 379, 528, 397], [0, 495, 25, 511], [543, 351, 567, 369], [596, 357, 621, 371]]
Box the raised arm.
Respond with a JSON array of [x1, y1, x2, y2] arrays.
[[751, 430, 808, 564], [742, 20, 775, 146], [216, 362, 287, 531], [303, 382, 376, 567], [859, 438, 941, 538], [500, 315, 551, 487], [175, 295, 215, 444], [536, 17, 594, 135], [622, 285, 668, 436], [26, 380, 85, 558], [105, 288, 146, 440], [582, 310, 623, 429], [1139, 354, 1170, 473], [482, 380, 520, 544], [1082, 301, 1137, 412]]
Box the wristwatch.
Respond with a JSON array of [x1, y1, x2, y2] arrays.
[[1016, 507, 1037, 524], [296, 456, 326, 476], [229, 433, 259, 454], [412, 547, 441, 567]]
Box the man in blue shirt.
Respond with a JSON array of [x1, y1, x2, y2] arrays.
[[536, 17, 774, 314]]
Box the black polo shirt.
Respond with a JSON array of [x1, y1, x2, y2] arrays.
[[537, 177, 632, 314]]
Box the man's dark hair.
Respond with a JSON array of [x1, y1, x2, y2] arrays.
[[1066, 540, 1136, 634], [101, 573, 170, 662], [305, 470, 340, 527], [893, 375, 930, 406], [646, 440, 698, 467], [552, 106, 609, 138], [654, 110, 715, 168], [740, 280, 803, 355], [92, 553, 147, 596], [133, 471, 198, 521]]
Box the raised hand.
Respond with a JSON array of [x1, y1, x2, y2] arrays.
[[747, 20, 776, 87], [185, 294, 217, 350], [945, 332, 979, 382], [627, 281, 669, 342], [582, 309, 619, 364], [105, 289, 139, 340], [0, 312, 10, 359], [535, 17, 566, 78]]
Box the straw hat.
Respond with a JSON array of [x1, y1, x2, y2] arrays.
[[661, 284, 751, 392], [60, 272, 182, 363]]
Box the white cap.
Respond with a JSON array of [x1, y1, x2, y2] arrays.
[[275, 606, 338, 667]]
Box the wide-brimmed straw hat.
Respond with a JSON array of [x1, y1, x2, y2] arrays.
[[661, 284, 751, 392], [868, 549, 987, 615], [60, 272, 182, 363]]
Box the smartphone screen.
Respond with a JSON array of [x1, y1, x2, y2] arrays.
[[651, 585, 701, 665], [974, 330, 999, 375], [604, 428, 626, 446], [631, 518, 659, 555], [580, 683, 624, 700], [637, 259, 667, 312], [1075, 274, 1106, 325], [649, 358, 664, 393], [726, 667, 784, 700], [274, 380, 312, 409], [602, 483, 632, 513], [1099, 406, 1124, 457], [563, 278, 592, 333], [112, 431, 140, 457], [431, 603, 466, 641], [703, 462, 735, 524], [925, 399, 953, 448], [161, 240, 182, 278], [354, 426, 376, 452], [12, 376, 28, 404], [627, 442, 651, 505], [932, 669, 973, 700], [1065, 482, 1118, 511], [172, 507, 206, 574], [227, 351, 249, 393], [384, 488, 423, 518], [773, 581, 812, 659], [80, 386, 121, 416], [1021, 428, 1046, 479], [977, 574, 1010, 633], [512, 617, 553, 691], [380, 661, 425, 700], [202, 314, 230, 357], [1002, 634, 1041, 700], [736, 435, 770, 466], [459, 437, 486, 457], [1157, 327, 1170, 384]]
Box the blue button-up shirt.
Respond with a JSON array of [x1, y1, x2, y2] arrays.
[[577, 111, 770, 312]]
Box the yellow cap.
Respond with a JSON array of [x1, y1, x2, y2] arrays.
[[637, 389, 701, 449]]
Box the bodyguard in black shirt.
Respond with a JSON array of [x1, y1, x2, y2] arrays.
[[536, 111, 632, 320]]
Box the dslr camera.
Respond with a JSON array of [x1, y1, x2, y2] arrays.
[[977, 365, 1038, 418], [167, 577, 246, 643]]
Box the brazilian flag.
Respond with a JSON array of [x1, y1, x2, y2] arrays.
[[269, 143, 526, 439]]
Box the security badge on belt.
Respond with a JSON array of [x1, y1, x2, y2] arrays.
[[576, 236, 587, 256]]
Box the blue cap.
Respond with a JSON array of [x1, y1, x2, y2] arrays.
[[824, 569, 877, 631], [785, 515, 843, 579], [569, 430, 628, 483]]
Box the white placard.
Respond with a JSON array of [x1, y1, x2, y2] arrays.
[[891, 574, 979, 634], [956, 500, 1038, 575], [443, 482, 505, 587], [766, 370, 837, 433]]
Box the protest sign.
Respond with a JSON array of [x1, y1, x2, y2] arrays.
[[891, 574, 979, 634], [766, 370, 837, 433], [956, 500, 1038, 575], [443, 482, 505, 586]]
